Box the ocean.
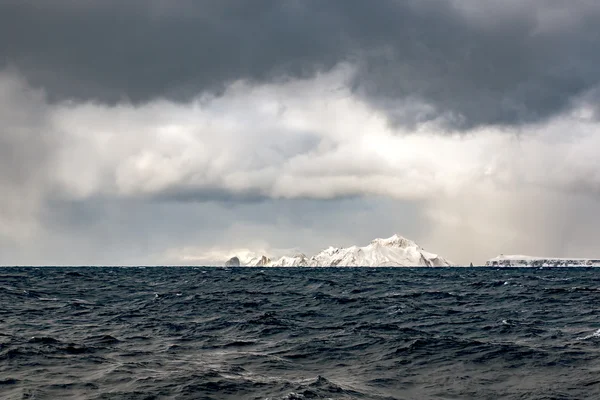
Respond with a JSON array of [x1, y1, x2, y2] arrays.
[[2, 267, 600, 399]]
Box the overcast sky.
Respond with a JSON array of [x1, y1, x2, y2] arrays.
[[2, 0, 600, 265]]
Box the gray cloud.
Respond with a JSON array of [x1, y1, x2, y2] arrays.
[[0, 70, 57, 241], [2, 0, 600, 128], [1, 84, 600, 266]]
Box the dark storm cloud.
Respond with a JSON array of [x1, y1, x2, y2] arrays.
[[1, 0, 600, 128], [0, 0, 345, 102]]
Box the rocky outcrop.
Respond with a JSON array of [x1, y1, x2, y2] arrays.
[[225, 256, 240, 267]]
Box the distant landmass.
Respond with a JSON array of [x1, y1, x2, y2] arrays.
[[486, 255, 600, 267], [225, 234, 453, 267]]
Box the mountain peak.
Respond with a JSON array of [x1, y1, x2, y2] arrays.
[[370, 234, 416, 248]]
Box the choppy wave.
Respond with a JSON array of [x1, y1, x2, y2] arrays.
[[2, 267, 600, 399]]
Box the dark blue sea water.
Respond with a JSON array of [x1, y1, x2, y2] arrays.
[[2, 267, 600, 399]]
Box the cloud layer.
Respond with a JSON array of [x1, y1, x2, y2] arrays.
[[2, 1, 600, 265], [2, 1, 600, 128], [1, 64, 600, 264]]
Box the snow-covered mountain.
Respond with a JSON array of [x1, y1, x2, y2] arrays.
[[486, 255, 600, 267], [306, 235, 452, 267], [224, 234, 453, 267], [273, 254, 310, 267]]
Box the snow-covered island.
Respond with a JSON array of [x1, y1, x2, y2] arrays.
[[224, 234, 453, 267], [486, 255, 600, 267]]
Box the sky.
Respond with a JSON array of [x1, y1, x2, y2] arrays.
[[2, 0, 600, 265]]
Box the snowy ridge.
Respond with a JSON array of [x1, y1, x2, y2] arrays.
[[225, 234, 453, 267], [486, 255, 600, 267]]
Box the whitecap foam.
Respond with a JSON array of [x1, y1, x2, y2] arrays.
[[577, 328, 600, 340]]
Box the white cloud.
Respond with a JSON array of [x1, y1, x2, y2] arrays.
[[2, 65, 600, 264], [46, 65, 600, 203]]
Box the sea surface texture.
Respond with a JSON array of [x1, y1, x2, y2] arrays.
[[2, 267, 600, 399]]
